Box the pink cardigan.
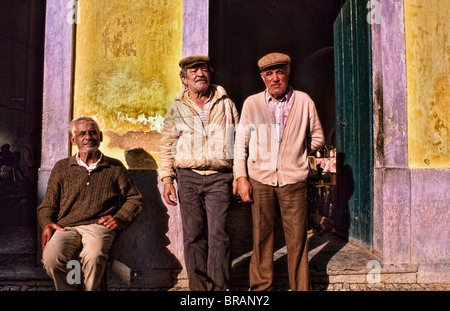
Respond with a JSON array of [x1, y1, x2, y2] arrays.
[[234, 90, 324, 186]]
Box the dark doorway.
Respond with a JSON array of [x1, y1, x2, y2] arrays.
[[0, 0, 46, 269], [209, 0, 345, 147], [209, 0, 351, 289], [210, 0, 374, 247]]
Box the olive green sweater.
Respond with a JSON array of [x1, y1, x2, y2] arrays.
[[37, 155, 143, 230]]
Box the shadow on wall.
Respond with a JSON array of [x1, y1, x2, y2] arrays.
[[109, 148, 182, 289]]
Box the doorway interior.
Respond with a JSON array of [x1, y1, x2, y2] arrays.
[[0, 0, 46, 268]]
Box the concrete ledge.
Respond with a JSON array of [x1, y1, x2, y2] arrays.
[[417, 263, 450, 284]]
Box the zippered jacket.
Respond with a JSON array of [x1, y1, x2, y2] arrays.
[[234, 89, 324, 186], [158, 84, 239, 184]]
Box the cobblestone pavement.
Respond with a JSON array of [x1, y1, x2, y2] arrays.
[[2, 232, 448, 292], [313, 282, 449, 291], [1, 282, 448, 291]]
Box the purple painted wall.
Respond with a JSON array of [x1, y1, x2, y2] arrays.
[[372, 1, 449, 281]]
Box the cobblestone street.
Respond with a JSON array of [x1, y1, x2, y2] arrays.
[[1, 282, 449, 291], [1, 232, 448, 292]]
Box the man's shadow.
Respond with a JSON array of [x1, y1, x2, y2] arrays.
[[308, 152, 353, 288], [109, 148, 182, 289]]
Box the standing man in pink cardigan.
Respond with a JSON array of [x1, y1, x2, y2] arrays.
[[234, 52, 325, 291]]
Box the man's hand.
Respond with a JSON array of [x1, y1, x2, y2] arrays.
[[236, 177, 253, 203], [41, 223, 66, 250], [98, 215, 119, 231], [232, 179, 238, 196], [163, 183, 178, 206]]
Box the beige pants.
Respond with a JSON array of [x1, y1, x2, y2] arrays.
[[42, 224, 116, 291], [249, 179, 310, 291]]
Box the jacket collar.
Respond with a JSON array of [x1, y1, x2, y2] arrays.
[[175, 84, 228, 107]]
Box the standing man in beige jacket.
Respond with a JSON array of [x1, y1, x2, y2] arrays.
[[159, 55, 239, 291], [234, 52, 325, 291]]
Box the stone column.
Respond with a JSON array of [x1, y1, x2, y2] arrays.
[[182, 0, 209, 57], [371, 0, 410, 264], [39, 0, 75, 201], [37, 0, 75, 260]]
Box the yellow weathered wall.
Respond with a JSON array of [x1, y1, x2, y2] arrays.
[[404, 0, 450, 168], [72, 0, 183, 168]]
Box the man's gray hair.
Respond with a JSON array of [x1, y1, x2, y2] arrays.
[[69, 116, 101, 137]]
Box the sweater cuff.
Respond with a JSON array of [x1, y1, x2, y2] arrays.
[[38, 216, 56, 230], [233, 160, 248, 181], [162, 177, 174, 185]]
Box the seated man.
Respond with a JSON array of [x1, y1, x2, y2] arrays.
[[38, 116, 143, 291]]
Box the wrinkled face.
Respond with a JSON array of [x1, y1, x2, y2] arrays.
[[260, 65, 290, 99], [181, 63, 211, 94], [70, 121, 103, 154]]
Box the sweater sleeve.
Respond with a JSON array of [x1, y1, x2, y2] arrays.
[[112, 167, 143, 230], [307, 98, 325, 154], [37, 161, 63, 229], [234, 98, 251, 180]]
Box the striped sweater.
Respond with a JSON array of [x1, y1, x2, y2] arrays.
[[37, 155, 143, 230]]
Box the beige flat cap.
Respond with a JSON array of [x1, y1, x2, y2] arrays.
[[179, 55, 210, 69], [257, 52, 291, 71]]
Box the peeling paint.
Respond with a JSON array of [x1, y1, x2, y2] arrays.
[[101, 15, 137, 58], [374, 73, 385, 166], [104, 130, 160, 153], [71, 0, 182, 168]]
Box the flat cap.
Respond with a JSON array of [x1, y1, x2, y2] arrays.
[[257, 52, 291, 71], [179, 55, 210, 69]]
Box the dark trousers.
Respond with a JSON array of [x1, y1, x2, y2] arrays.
[[177, 169, 233, 291], [249, 178, 310, 291]]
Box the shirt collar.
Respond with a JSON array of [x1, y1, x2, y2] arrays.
[[75, 151, 103, 172], [265, 86, 293, 104]]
